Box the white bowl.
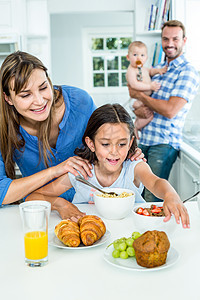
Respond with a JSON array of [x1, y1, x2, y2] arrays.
[[132, 202, 177, 236], [93, 188, 135, 220]]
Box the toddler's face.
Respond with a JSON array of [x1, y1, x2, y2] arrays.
[[127, 46, 148, 68]]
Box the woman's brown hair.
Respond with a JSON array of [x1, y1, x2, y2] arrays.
[[75, 103, 137, 163], [0, 51, 62, 178]]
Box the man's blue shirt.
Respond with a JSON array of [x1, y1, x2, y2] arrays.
[[139, 55, 200, 150]]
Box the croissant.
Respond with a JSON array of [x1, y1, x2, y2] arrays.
[[78, 215, 106, 246], [54, 220, 81, 247]]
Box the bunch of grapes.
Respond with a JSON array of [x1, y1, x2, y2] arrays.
[[111, 231, 141, 259]]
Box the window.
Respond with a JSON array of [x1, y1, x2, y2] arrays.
[[82, 27, 133, 93]]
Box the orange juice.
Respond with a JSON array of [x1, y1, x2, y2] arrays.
[[24, 231, 48, 260]]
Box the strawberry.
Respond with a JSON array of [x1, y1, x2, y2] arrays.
[[136, 207, 144, 215], [142, 209, 150, 216], [151, 208, 162, 213]]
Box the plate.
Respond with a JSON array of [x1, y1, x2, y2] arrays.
[[48, 229, 111, 250], [104, 246, 180, 271]]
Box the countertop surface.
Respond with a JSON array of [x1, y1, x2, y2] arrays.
[[0, 202, 199, 300]]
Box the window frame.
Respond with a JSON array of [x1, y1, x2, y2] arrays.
[[82, 26, 133, 94]]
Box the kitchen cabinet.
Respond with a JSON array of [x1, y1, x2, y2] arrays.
[[169, 147, 200, 201], [178, 151, 200, 200], [0, 0, 51, 73], [25, 0, 51, 72]]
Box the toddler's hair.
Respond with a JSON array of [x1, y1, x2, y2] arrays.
[[128, 41, 147, 54], [75, 103, 137, 164]]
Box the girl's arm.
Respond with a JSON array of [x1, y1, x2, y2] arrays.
[[134, 161, 190, 228], [26, 172, 86, 221], [2, 155, 92, 204]]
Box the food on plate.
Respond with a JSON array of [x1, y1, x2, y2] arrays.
[[133, 230, 170, 268], [54, 219, 81, 247], [78, 215, 106, 246], [136, 204, 165, 217], [97, 191, 133, 198], [54, 215, 106, 247], [108, 231, 141, 259]]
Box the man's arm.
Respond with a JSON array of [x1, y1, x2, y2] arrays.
[[129, 88, 187, 119]]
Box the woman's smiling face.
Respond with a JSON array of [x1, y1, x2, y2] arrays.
[[6, 68, 53, 124], [86, 122, 134, 174]]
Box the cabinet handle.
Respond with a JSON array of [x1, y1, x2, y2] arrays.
[[192, 179, 198, 183]]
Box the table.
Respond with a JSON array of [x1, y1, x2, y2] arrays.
[[0, 202, 199, 300]]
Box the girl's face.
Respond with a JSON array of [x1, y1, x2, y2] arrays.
[[5, 69, 53, 125], [86, 123, 134, 174]]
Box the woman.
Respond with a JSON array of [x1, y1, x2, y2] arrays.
[[0, 51, 143, 220]]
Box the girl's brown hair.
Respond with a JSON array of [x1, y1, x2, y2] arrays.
[[75, 103, 137, 163], [0, 51, 62, 178]]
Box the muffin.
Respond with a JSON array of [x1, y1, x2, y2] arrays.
[[133, 230, 170, 268]]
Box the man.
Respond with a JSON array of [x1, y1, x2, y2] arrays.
[[128, 20, 199, 202]]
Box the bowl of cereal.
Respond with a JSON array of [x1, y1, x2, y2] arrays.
[[132, 202, 177, 236], [93, 188, 135, 220]]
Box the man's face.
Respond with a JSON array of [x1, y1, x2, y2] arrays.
[[162, 26, 187, 62]]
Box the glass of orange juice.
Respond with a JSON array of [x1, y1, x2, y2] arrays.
[[19, 201, 51, 267]]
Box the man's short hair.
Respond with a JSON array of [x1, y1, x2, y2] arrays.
[[162, 20, 186, 38]]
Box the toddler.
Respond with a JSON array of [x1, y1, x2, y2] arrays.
[[126, 41, 167, 139]]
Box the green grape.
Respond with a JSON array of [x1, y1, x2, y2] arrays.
[[113, 240, 120, 250], [126, 237, 134, 247], [120, 251, 128, 259], [126, 246, 135, 257], [112, 249, 120, 258], [118, 237, 126, 243], [132, 231, 141, 240], [118, 242, 127, 251]]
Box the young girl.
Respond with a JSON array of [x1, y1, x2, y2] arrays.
[[27, 104, 189, 228]]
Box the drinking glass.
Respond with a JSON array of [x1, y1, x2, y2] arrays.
[[19, 201, 51, 267]]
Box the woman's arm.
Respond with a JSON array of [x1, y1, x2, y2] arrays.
[[2, 156, 92, 204], [134, 161, 190, 228]]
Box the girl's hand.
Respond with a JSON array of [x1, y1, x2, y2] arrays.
[[129, 147, 147, 162], [163, 197, 190, 228], [53, 156, 93, 180], [53, 197, 86, 222]]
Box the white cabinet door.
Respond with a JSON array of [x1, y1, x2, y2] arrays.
[[179, 152, 200, 200]]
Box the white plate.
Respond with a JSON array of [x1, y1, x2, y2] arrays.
[[48, 229, 111, 249], [104, 246, 180, 271]]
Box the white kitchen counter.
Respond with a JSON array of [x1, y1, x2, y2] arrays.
[[0, 202, 199, 300]]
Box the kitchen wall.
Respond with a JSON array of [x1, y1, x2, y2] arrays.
[[50, 11, 133, 110]]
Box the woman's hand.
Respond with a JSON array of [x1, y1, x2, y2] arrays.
[[53, 156, 93, 180], [163, 196, 190, 228], [129, 147, 146, 162], [52, 197, 86, 222]]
